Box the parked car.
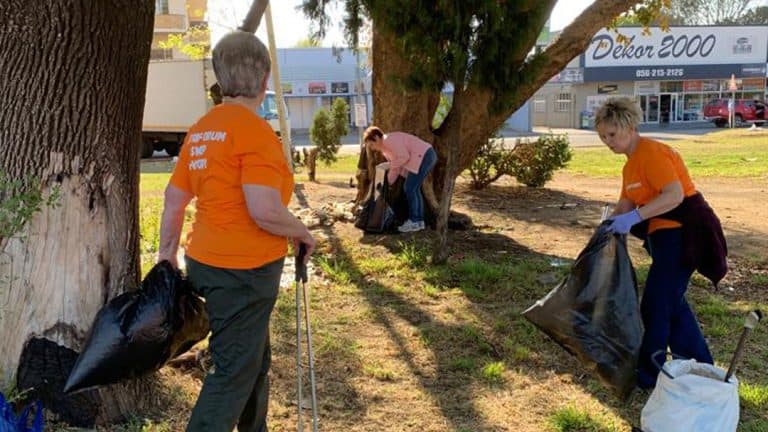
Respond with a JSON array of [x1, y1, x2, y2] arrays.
[[703, 98, 766, 127]]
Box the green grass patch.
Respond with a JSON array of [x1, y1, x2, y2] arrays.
[[317, 255, 354, 285], [547, 406, 618, 432], [307, 154, 359, 178], [315, 330, 360, 357], [449, 357, 476, 372], [566, 130, 768, 178], [480, 361, 505, 385], [363, 361, 398, 381], [740, 419, 768, 432], [740, 382, 768, 411], [396, 240, 430, 267], [112, 416, 173, 432]]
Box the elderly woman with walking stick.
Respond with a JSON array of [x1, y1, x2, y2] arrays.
[[158, 31, 315, 432]]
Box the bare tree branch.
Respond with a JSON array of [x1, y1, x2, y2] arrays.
[[239, 0, 269, 33], [489, 0, 643, 129]]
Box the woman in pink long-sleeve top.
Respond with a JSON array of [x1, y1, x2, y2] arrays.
[[363, 126, 437, 233]]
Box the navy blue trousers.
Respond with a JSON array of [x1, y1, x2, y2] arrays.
[[637, 228, 713, 389], [404, 148, 437, 223]]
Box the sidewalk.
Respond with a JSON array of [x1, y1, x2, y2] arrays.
[[289, 121, 729, 154]]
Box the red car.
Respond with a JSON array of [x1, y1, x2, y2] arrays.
[[703, 98, 766, 127]]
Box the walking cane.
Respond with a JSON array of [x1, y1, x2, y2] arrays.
[[724, 309, 762, 383], [295, 244, 319, 432]]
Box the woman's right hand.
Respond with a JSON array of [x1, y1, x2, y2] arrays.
[[293, 230, 316, 265]]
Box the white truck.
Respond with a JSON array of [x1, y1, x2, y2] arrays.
[[142, 59, 290, 158]]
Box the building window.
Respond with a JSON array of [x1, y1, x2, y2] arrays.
[[554, 93, 572, 112], [534, 95, 546, 113], [150, 48, 173, 60], [660, 81, 683, 93], [155, 0, 169, 15]]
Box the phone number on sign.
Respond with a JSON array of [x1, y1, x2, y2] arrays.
[[635, 68, 685, 78]]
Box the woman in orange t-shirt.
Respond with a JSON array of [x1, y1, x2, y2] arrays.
[[595, 97, 715, 389], [158, 31, 315, 432]]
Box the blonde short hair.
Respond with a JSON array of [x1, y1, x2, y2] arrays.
[[212, 31, 271, 98], [594, 97, 642, 130]]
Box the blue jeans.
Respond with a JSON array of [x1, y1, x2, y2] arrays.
[[637, 228, 713, 389], [404, 148, 437, 223]]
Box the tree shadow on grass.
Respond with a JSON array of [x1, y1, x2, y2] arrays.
[[367, 227, 660, 430], [353, 225, 654, 430]]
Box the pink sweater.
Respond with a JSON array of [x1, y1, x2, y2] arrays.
[[380, 132, 433, 184]]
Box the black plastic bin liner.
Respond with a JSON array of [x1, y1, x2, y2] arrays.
[[523, 224, 643, 398], [64, 261, 209, 393]]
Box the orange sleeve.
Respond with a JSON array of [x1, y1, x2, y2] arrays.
[[232, 123, 285, 190], [169, 138, 192, 193], [645, 151, 679, 192]]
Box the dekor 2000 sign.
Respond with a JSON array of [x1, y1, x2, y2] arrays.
[[591, 33, 717, 61]]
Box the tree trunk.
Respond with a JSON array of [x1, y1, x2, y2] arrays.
[[432, 89, 465, 263], [306, 148, 318, 182], [355, 26, 440, 207], [0, 0, 155, 426]]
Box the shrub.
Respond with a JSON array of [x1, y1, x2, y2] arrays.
[[508, 133, 572, 188], [468, 133, 572, 189]]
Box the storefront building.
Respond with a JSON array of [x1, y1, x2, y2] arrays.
[[534, 25, 768, 128], [270, 47, 532, 133]]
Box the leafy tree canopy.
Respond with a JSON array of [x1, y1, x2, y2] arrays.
[[302, 1, 669, 114]]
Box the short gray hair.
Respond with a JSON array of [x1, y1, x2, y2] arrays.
[[212, 31, 271, 98], [594, 97, 642, 131]]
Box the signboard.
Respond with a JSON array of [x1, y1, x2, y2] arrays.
[[331, 82, 349, 93], [584, 63, 767, 82], [729, 74, 738, 91], [354, 103, 368, 127], [308, 81, 327, 94], [585, 26, 768, 68], [598, 84, 619, 94], [635, 81, 660, 94], [281, 82, 293, 95], [583, 26, 768, 82]]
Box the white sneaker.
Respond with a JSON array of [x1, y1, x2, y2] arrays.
[[398, 219, 424, 233]]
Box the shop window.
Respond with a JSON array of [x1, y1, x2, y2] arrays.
[[150, 48, 173, 60], [660, 81, 683, 93], [155, 0, 169, 14], [683, 94, 703, 121], [554, 93, 572, 112], [534, 95, 547, 113]]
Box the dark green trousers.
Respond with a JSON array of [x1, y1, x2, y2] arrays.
[[185, 256, 284, 432]]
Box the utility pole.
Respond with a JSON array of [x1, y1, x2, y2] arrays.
[[264, 3, 294, 173]]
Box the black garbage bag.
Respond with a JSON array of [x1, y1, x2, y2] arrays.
[[522, 223, 643, 398], [64, 261, 209, 393], [355, 171, 397, 234]]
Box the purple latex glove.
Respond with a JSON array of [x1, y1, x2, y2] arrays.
[[606, 209, 642, 234]]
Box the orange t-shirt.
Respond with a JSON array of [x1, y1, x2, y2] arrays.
[[169, 103, 293, 269], [620, 137, 696, 234]]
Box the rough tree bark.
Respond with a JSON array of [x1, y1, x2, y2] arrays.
[[355, 0, 644, 263], [0, 0, 155, 426]]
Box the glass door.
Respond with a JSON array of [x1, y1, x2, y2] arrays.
[[639, 95, 660, 123], [647, 95, 659, 123], [671, 93, 681, 122]]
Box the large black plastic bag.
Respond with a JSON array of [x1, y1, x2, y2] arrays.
[[355, 171, 396, 234], [64, 261, 209, 393], [522, 224, 643, 398]]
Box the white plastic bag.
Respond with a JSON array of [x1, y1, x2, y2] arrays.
[[641, 359, 739, 432]]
